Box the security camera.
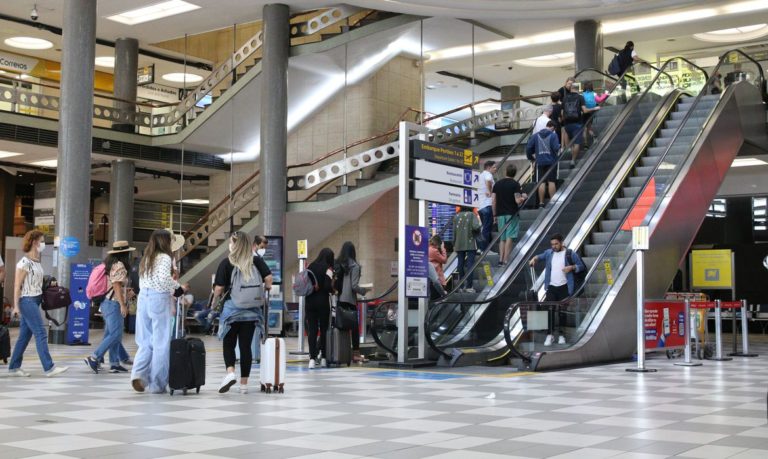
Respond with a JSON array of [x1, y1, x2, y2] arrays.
[[30, 4, 38, 21]]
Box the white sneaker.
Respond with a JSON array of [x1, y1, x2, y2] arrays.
[[558, 335, 566, 345], [308, 359, 316, 370], [465, 288, 476, 294], [543, 335, 554, 347], [238, 384, 248, 394], [9, 368, 31, 377], [320, 358, 327, 368], [218, 372, 237, 393], [45, 366, 69, 377]]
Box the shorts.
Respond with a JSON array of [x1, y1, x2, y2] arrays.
[[564, 123, 584, 145], [536, 164, 558, 184], [497, 215, 520, 241]]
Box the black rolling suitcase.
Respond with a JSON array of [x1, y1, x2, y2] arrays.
[[169, 298, 206, 395], [325, 297, 352, 367], [0, 324, 11, 364]]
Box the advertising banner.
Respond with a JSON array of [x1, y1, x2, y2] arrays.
[[691, 249, 733, 289], [263, 236, 283, 285], [67, 263, 92, 345], [404, 225, 429, 297], [644, 300, 686, 349]]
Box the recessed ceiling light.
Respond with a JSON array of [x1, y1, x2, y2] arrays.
[[95, 56, 115, 68], [515, 52, 574, 68], [162, 72, 203, 84], [693, 23, 768, 43], [30, 159, 58, 168], [732, 157, 768, 167], [106, 0, 201, 25], [0, 150, 23, 159], [4, 36, 53, 50], [174, 198, 209, 205]]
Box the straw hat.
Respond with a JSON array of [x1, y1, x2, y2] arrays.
[[165, 229, 186, 252], [108, 240, 137, 255]]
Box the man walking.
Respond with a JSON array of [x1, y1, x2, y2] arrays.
[[478, 161, 496, 252]]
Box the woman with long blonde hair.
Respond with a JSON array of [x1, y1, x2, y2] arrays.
[[213, 231, 271, 394]]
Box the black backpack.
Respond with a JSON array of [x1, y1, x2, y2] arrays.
[[562, 93, 581, 123], [608, 53, 622, 76], [565, 249, 586, 295]]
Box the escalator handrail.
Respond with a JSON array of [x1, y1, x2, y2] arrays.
[[370, 300, 398, 356], [503, 50, 764, 357]]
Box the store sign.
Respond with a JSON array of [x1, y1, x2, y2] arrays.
[[691, 249, 733, 289], [137, 64, 155, 86], [404, 225, 429, 297], [136, 83, 179, 103], [0, 51, 38, 73], [411, 140, 477, 168], [412, 159, 479, 188], [644, 300, 686, 349], [412, 180, 479, 207]]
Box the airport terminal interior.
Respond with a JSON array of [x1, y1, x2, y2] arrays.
[[0, 0, 767, 457]]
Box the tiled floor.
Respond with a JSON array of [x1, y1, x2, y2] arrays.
[[0, 329, 766, 458]]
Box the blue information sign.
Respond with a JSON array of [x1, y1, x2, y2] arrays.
[[405, 225, 429, 298], [67, 263, 92, 345], [60, 236, 80, 258]]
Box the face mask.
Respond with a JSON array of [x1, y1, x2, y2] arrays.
[[256, 248, 266, 257], [38, 242, 46, 253]]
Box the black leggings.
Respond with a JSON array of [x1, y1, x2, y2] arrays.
[[339, 301, 360, 350], [223, 321, 257, 377], [305, 303, 329, 360]]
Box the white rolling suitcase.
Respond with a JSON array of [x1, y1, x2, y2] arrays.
[[260, 337, 286, 394]]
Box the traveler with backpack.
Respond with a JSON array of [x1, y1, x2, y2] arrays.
[[561, 82, 600, 167], [528, 233, 586, 346], [131, 229, 186, 393], [608, 41, 641, 79], [549, 92, 563, 144], [237, 235, 272, 364], [8, 230, 68, 377], [526, 120, 561, 208], [84, 241, 136, 374], [214, 231, 271, 394], [452, 207, 481, 293], [305, 248, 335, 369], [335, 242, 370, 363], [492, 165, 527, 267]]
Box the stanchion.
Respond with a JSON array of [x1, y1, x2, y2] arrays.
[[290, 258, 309, 356], [729, 299, 758, 357], [360, 299, 368, 344], [710, 299, 732, 361], [627, 241, 657, 373], [674, 299, 702, 367]]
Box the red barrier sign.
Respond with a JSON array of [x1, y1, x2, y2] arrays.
[[720, 301, 741, 309], [644, 301, 687, 349], [690, 301, 716, 309]]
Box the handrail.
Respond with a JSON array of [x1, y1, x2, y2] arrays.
[[183, 170, 260, 239], [503, 50, 761, 359]]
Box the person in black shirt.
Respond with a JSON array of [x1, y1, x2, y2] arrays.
[[549, 92, 563, 144], [305, 248, 335, 369], [492, 164, 527, 267]]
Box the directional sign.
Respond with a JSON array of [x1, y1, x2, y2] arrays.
[[412, 180, 479, 207], [411, 140, 477, 168], [412, 159, 479, 188]]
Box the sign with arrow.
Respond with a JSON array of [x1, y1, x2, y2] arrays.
[[412, 180, 479, 207], [411, 159, 479, 188], [410, 140, 478, 168]]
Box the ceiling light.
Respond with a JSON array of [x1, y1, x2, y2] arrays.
[[4, 36, 53, 50], [515, 52, 574, 68], [732, 157, 768, 167], [162, 72, 203, 84], [174, 198, 209, 205], [106, 0, 201, 25], [0, 151, 23, 159], [603, 9, 718, 33], [30, 159, 57, 168], [693, 23, 768, 43], [95, 56, 115, 68]]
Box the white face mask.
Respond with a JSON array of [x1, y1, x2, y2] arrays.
[[38, 242, 46, 253], [256, 248, 266, 257]]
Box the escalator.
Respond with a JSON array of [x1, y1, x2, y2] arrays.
[[504, 50, 767, 370]]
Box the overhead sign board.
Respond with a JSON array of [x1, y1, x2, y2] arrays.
[[411, 140, 477, 168], [412, 159, 479, 189], [412, 180, 479, 207], [137, 64, 155, 86]]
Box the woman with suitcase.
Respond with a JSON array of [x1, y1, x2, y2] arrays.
[[214, 231, 271, 394], [131, 230, 186, 393], [305, 248, 335, 369], [335, 242, 370, 363]]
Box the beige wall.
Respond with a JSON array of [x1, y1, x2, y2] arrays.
[[207, 54, 420, 246]]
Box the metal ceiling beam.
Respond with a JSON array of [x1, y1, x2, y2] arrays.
[[459, 19, 514, 40]]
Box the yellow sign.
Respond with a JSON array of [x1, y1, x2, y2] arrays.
[[604, 260, 614, 286], [297, 239, 308, 259], [691, 249, 733, 289], [482, 262, 494, 287]]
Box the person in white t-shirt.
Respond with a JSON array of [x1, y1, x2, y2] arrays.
[[532, 105, 552, 135], [478, 160, 497, 252], [529, 233, 586, 347]]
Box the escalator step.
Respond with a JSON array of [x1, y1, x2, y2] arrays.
[[600, 220, 620, 233], [646, 145, 689, 157], [616, 197, 635, 208], [655, 135, 695, 147]]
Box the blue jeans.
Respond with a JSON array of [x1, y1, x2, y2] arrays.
[[9, 295, 55, 372], [92, 299, 123, 365], [456, 250, 476, 290], [478, 206, 494, 251], [131, 289, 172, 393]]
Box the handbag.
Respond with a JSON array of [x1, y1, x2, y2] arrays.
[[333, 300, 358, 331], [41, 285, 72, 327]]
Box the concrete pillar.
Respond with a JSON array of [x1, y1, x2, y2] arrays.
[[574, 20, 603, 74], [501, 85, 521, 129], [54, 0, 96, 343], [258, 4, 289, 239], [109, 160, 135, 244], [113, 37, 139, 133]]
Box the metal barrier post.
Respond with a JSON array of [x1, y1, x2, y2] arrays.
[[360, 299, 368, 344], [627, 239, 656, 373], [290, 258, 309, 355], [675, 299, 702, 367], [710, 299, 732, 361], [730, 299, 758, 357]]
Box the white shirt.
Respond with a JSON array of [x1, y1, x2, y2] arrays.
[[139, 254, 180, 293], [480, 170, 494, 209], [533, 113, 550, 135], [0, 255, 4, 267], [16, 256, 44, 297], [549, 251, 568, 287]]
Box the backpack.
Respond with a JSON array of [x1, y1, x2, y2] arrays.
[[535, 133, 556, 166], [230, 264, 265, 309], [565, 249, 587, 295], [292, 269, 318, 297], [608, 53, 622, 76], [583, 91, 597, 109], [86, 263, 109, 301], [563, 92, 582, 123]]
